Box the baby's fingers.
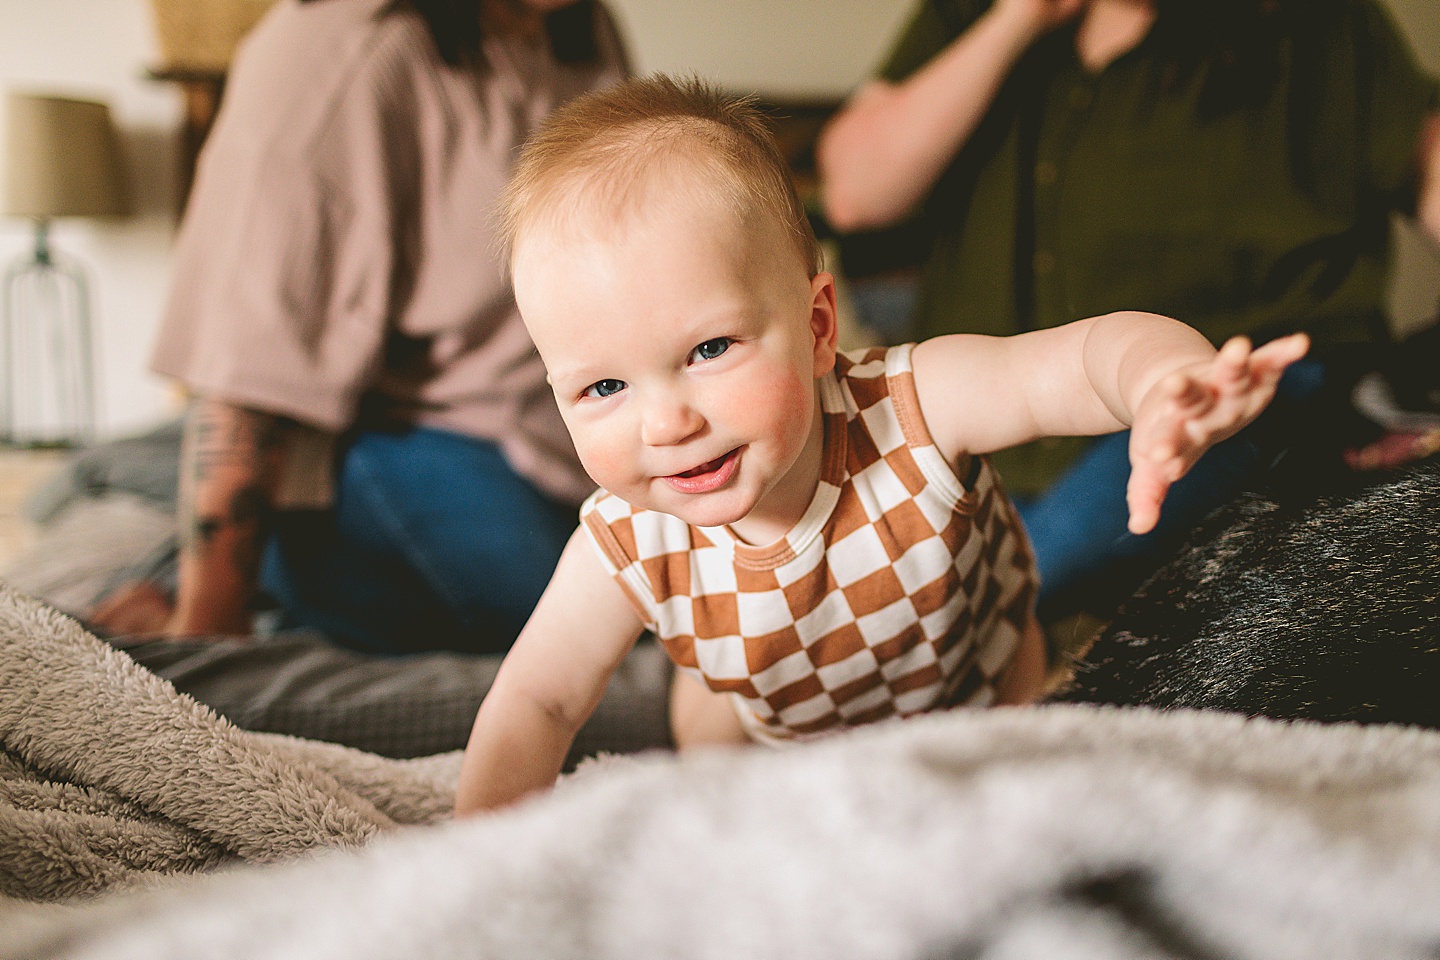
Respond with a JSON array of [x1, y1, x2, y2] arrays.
[[1153, 368, 1215, 422], [1212, 335, 1255, 385], [1126, 460, 1172, 535], [1212, 333, 1307, 396], [1249, 332, 1310, 375], [1203, 332, 1310, 428]]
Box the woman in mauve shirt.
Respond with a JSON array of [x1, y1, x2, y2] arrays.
[[99, 0, 630, 654]]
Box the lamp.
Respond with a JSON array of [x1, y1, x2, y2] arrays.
[[2, 91, 128, 446]]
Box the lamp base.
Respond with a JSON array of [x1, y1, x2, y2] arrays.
[[1, 221, 98, 448]]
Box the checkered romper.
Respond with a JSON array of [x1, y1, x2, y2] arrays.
[[581, 344, 1039, 744]]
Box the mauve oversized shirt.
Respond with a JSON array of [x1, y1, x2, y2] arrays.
[[152, 0, 627, 507]]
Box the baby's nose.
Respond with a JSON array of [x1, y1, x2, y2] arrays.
[[640, 393, 704, 446]]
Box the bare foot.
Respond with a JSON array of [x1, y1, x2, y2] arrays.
[[87, 580, 175, 636]]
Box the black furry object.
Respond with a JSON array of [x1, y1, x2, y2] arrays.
[[1054, 458, 1440, 727]]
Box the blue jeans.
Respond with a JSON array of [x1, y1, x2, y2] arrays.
[[1014, 360, 1325, 620], [260, 427, 578, 656]]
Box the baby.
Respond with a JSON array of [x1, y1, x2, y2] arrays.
[[454, 75, 1307, 815]]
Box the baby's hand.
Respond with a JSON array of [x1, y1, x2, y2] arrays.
[[1126, 333, 1309, 535]]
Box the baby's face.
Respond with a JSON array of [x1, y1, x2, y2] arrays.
[[514, 200, 836, 536]]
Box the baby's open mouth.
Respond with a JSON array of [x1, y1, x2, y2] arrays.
[[662, 447, 742, 494], [673, 451, 733, 479]]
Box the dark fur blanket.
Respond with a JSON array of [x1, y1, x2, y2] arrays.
[[1057, 458, 1440, 726]]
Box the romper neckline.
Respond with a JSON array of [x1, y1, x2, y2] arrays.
[[697, 370, 849, 571]]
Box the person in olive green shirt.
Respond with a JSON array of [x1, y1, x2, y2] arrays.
[[818, 0, 1440, 618]]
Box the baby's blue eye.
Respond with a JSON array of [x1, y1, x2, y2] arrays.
[[690, 338, 732, 363], [584, 379, 626, 399]]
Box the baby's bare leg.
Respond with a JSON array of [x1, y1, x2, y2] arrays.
[[993, 614, 1050, 705], [668, 671, 751, 748]]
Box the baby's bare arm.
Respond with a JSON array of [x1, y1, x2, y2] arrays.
[[454, 529, 644, 817], [912, 312, 1307, 531], [912, 311, 1215, 458]]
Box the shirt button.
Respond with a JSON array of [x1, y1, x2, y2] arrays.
[[1069, 86, 1092, 110], [1033, 250, 1057, 275], [1035, 161, 1058, 186]]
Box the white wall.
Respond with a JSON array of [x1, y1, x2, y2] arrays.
[[0, 0, 1436, 438], [606, 0, 913, 99]]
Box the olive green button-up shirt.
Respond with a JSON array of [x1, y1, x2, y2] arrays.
[[879, 0, 1437, 494]]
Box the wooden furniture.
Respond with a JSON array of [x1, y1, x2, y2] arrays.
[[0, 447, 66, 568], [145, 67, 226, 218]]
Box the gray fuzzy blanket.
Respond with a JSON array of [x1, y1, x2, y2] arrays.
[[0, 583, 460, 901], [2, 584, 1440, 959]]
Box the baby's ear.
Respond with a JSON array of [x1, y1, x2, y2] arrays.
[[809, 272, 839, 377]]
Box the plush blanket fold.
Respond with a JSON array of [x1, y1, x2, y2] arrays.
[[3, 705, 1440, 959], [0, 583, 459, 901], [3, 582, 1440, 959]]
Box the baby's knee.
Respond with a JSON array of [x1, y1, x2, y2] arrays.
[[668, 672, 751, 749], [993, 615, 1051, 705]]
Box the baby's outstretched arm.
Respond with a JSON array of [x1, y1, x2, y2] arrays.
[[454, 529, 644, 816], [913, 312, 1309, 536], [1125, 332, 1309, 534]]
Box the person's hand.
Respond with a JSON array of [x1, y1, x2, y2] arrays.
[[1344, 428, 1440, 472], [87, 580, 176, 637], [1126, 333, 1310, 535], [992, 0, 1090, 38]]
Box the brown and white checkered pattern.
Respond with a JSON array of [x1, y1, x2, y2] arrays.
[[582, 344, 1038, 744]]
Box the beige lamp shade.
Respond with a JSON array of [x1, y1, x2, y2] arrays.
[[2, 92, 129, 220]]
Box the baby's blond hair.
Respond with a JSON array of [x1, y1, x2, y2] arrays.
[[498, 74, 822, 277]]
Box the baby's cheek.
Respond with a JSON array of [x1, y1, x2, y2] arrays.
[[576, 435, 632, 490], [741, 369, 813, 440]]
